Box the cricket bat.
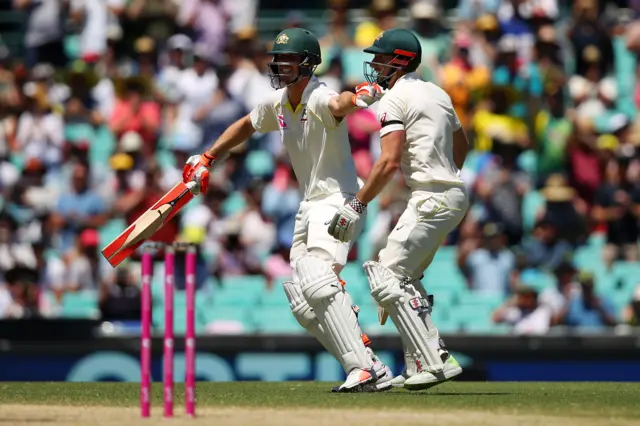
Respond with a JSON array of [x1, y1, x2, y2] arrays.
[[378, 307, 389, 325], [102, 181, 196, 268]]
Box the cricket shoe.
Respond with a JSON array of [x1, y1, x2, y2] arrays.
[[390, 367, 410, 388], [403, 354, 462, 391], [364, 347, 393, 392], [332, 367, 377, 393]]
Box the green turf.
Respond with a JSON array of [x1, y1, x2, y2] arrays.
[[1, 382, 639, 419]]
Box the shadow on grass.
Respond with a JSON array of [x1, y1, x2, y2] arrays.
[[402, 392, 512, 396]]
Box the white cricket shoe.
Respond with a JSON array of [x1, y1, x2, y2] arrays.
[[390, 368, 409, 388], [366, 347, 393, 392], [403, 355, 462, 391], [332, 368, 376, 393]]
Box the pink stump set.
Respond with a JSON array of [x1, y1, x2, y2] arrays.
[[140, 243, 197, 418]]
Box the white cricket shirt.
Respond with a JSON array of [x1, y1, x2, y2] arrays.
[[250, 77, 360, 200], [376, 72, 464, 190]]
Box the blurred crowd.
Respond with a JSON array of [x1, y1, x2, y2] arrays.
[[0, 0, 638, 333]]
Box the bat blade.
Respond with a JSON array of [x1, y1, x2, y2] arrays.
[[102, 181, 195, 267], [378, 306, 389, 325]]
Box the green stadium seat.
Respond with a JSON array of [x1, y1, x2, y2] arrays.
[[222, 192, 246, 215], [99, 219, 126, 249], [339, 262, 368, 288], [457, 292, 505, 309], [61, 290, 99, 319], [260, 287, 290, 307], [213, 275, 266, 306], [431, 246, 457, 264], [201, 306, 255, 333], [521, 190, 545, 233], [519, 270, 557, 292], [245, 150, 275, 177], [423, 263, 467, 292], [612, 262, 640, 290], [251, 307, 304, 333]]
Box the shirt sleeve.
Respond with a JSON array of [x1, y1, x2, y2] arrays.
[[249, 97, 279, 134], [377, 93, 405, 137], [310, 87, 341, 129]]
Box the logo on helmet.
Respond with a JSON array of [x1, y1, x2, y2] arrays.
[[276, 33, 290, 44], [375, 32, 384, 41]]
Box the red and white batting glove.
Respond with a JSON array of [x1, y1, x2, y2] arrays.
[[327, 197, 367, 242], [352, 82, 384, 108], [183, 152, 215, 195]]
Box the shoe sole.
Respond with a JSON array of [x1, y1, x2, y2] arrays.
[[403, 367, 463, 391]]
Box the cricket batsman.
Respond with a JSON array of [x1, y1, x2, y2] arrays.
[[327, 28, 471, 390], [182, 28, 392, 392]]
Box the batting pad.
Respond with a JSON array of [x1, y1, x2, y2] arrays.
[[296, 256, 373, 373], [283, 280, 347, 371], [363, 261, 443, 373]]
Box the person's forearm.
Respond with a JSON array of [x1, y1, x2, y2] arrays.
[[205, 115, 255, 158], [356, 156, 399, 204], [329, 91, 359, 117]]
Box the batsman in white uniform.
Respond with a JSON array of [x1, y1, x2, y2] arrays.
[[183, 28, 393, 392], [328, 29, 471, 390]]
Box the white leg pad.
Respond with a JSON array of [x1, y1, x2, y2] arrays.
[[282, 280, 346, 371], [363, 261, 443, 373], [296, 255, 373, 373]]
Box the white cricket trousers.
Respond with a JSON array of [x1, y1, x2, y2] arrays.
[[289, 192, 365, 275], [378, 183, 469, 280]]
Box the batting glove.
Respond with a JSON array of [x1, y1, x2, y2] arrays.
[[183, 153, 215, 195], [327, 197, 367, 242], [351, 82, 384, 108]]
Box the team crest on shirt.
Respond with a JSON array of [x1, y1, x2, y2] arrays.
[[277, 115, 287, 129], [276, 33, 289, 44], [300, 108, 307, 122]]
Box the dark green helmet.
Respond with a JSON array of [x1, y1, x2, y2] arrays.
[[267, 28, 321, 89], [363, 29, 422, 88]]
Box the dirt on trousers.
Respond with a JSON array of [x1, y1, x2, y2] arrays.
[[2, 405, 640, 426]]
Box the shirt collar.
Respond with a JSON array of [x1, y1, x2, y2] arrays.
[[396, 72, 421, 85], [284, 76, 321, 113]]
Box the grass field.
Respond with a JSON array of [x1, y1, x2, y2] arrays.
[[1, 382, 639, 426]]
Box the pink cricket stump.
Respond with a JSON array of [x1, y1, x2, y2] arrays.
[[185, 245, 197, 417], [140, 247, 153, 418], [163, 246, 175, 417]]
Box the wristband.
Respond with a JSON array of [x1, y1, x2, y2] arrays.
[[202, 152, 216, 167], [348, 197, 367, 214]]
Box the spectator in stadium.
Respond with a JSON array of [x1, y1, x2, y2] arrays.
[[237, 180, 276, 259], [354, 0, 396, 48], [0, 265, 41, 319], [65, 228, 101, 291], [167, 45, 219, 154], [156, 34, 194, 106], [474, 135, 530, 245], [410, 2, 450, 83], [492, 283, 551, 335], [537, 174, 588, 246], [539, 261, 579, 325], [14, 92, 64, 171], [69, 0, 125, 64], [13, 0, 67, 68], [177, 0, 232, 65], [51, 163, 107, 253], [109, 79, 161, 156], [459, 222, 517, 295], [559, 271, 618, 328], [623, 284, 640, 326], [262, 163, 300, 249], [592, 154, 640, 269], [99, 266, 141, 321], [520, 217, 573, 272]]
